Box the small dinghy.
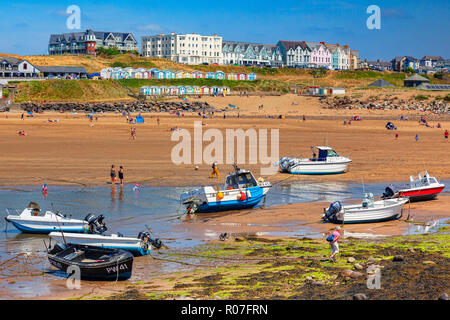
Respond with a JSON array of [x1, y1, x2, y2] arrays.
[[277, 146, 351, 175], [4, 202, 89, 234], [180, 165, 271, 214], [47, 243, 133, 281], [322, 193, 409, 224], [382, 171, 445, 202], [49, 228, 161, 256]]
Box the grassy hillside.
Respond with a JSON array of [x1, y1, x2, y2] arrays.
[[14, 79, 132, 102], [14, 78, 290, 102]]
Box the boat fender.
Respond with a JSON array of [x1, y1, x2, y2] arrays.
[[246, 190, 251, 198], [239, 192, 247, 201], [216, 192, 224, 200]]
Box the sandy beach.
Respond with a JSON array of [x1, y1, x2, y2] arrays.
[[1, 94, 449, 187]]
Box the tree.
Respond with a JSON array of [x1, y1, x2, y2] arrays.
[[405, 67, 416, 74]]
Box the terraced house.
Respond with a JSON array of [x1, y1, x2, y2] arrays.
[[222, 41, 283, 66], [48, 29, 138, 55], [305, 42, 332, 69], [277, 41, 311, 67], [141, 32, 223, 65]]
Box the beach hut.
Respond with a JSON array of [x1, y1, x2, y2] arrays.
[[206, 72, 215, 79], [124, 67, 134, 78], [121, 71, 130, 79], [192, 71, 204, 79], [140, 86, 150, 96], [160, 86, 169, 95], [227, 73, 238, 80], [142, 70, 150, 79], [149, 86, 161, 95], [164, 70, 176, 79], [100, 68, 112, 79], [168, 86, 178, 95], [247, 73, 257, 81], [134, 68, 147, 79], [238, 73, 247, 81], [215, 71, 225, 80], [193, 86, 201, 95], [211, 86, 219, 95], [177, 85, 187, 95], [111, 68, 121, 79], [201, 86, 211, 95], [175, 70, 185, 79], [185, 86, 194, 95], [184, 72, 192, 79], [222, 87, 231, 95]]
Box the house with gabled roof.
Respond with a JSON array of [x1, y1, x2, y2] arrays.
[[48, 29, 138, 55], [277, 41, 311, 67], [0, 56, 41, 78], [222, 41, 283, 66], [305, 42, 332, 69], [419, 56, 444, 68]]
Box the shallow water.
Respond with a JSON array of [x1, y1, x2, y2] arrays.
[[0, 180, 448, 298]]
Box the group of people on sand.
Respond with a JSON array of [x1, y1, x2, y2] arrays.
[[110, 165, 125, 185]]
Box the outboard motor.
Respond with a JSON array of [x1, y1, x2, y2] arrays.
[[84, 213, 108, 234], [382, 186, 397, 199], [138, 231, 163, 249], [323, 201, 342, 222]]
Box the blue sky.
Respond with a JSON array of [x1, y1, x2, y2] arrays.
[[1, 0, 448, 60]]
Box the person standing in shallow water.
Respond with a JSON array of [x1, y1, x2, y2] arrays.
[[110, 165, 116, 184], [118, 166, 124, 186]]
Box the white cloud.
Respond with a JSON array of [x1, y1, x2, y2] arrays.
[[137, 24, 163, 32]]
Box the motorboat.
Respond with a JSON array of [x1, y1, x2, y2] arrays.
[[47, 243, 133, 281], [382, 171, 445, 202], [49, 231, 160, 256], [4, 202, 90, 234], [322, 193, 409, 224], [180, 165, 272, 213], [278, 146, 351, 175]]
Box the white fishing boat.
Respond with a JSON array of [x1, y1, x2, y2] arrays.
[[322, 193, 409, 224], [49, 231, 160, 256], [180, 165, 272, 213], [277, 146, 351, 175], [4, 202, 88, 234]]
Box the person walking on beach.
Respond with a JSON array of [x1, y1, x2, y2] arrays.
[[21, 113, 24, 120], [209, 161, 220, 180], [327, 226, 341, 262], [110, 165, 116, 184], [118, 166, 124, 186], [415, 134, 419, 142], [444, 129, 448, 140], [157, 117, 160, 125]]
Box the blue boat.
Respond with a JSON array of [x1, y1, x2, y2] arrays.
[[180, 166, 272, 213]]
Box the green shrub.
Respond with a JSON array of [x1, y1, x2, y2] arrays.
[[415, 94, 429, 100]]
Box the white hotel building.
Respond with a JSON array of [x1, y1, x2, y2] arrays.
[[141, 32, 223, 65]]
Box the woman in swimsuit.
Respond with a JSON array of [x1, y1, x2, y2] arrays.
[[110, 165, 116, 183], [118, 166, 124, 185]]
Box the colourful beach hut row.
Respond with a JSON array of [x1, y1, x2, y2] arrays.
[[101, 67, 256, 81], [140, 86, 231, 96]]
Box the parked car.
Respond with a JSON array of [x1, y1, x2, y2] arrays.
[[202, 62, 209, 65]]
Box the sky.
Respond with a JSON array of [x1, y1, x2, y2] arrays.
[[1, 0, 449, 60]]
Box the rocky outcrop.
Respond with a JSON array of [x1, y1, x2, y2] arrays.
[[19, 101, 215, 113], [321, 96, 449, 114]]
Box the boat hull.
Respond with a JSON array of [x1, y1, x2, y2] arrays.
[[398, 186, 445, 202], [194, 185, 269, 213], [333, 199, 408, 224], [6, 217, 87, 234], [288, 161, 351, 175], [48, 245, 133, 281], [49, 232, 150, 256]]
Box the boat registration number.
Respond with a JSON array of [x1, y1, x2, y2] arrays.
[[106, 264, 128, 273]]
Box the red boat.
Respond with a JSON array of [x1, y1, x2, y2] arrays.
[[382, 171, 445, 202]]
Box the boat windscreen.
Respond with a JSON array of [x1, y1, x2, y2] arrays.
[[237, 173, 257, 187], [327, 149, 339, 157]]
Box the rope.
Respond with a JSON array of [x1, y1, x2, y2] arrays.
[[147, 252, 209, 267]]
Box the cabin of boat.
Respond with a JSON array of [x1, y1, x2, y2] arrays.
[[309, 146, 342, 161]]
